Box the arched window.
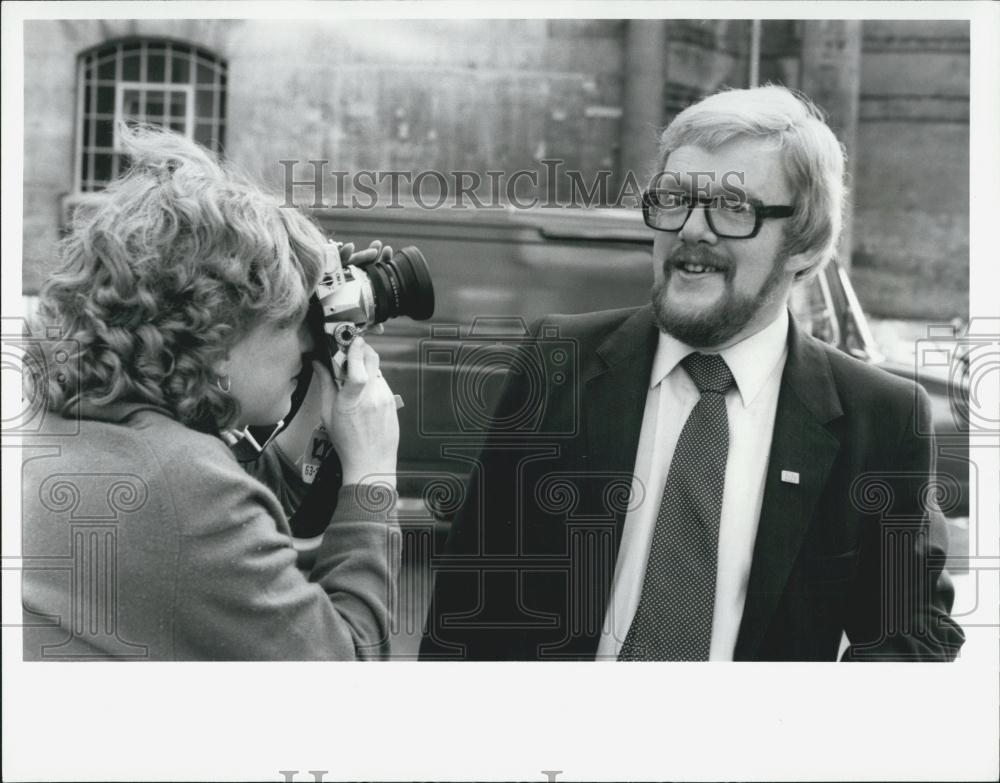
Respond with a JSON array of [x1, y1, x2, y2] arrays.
[[76, 38, 227, 192]]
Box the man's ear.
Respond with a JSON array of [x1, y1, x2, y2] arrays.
[[783, 250, 815, 278]]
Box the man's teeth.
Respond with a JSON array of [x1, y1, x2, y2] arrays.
[[681, 263, 719, 273]]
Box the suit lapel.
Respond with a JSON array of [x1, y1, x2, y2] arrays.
[[735, 316, 843, 659], [585, 305, 658, 544]]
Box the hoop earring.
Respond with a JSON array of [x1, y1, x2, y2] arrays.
[[216, 375, 231, 393]]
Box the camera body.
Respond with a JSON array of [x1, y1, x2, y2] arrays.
[[314, 245, 379, 351], [315, 242, 435, 352]]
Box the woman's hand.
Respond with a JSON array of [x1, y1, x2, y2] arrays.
[[311, 336, 399, 489], [337, 239, 393, 267]]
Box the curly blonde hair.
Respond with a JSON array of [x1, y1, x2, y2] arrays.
[[34, 124, 325, 430]]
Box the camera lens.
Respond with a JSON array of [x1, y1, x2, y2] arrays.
[[366, 246, 435, 323]]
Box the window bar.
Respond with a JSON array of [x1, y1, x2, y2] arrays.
[[218, 63, 228, 151], [74, 55, 85, 192], [89, 55, 98, 190], [219, 64, 227, 151], [185, 83, 195, 140], [212, 61, 220, 150], [163, 42, 172, 133], [142, 43, 149, 123], [112, 44, 123, 180]]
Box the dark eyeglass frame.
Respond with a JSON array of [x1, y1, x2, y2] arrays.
[[641, 189, 796, 239]]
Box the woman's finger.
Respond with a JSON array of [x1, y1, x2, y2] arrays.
[[362, 342, 380, 379], [348, 248, 379, 265], [344, 337, 369, 386]]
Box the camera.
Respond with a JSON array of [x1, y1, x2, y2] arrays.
[[418, 318, 578, 437], [230, 241, 435, 462], [314, 241, 435, 352]]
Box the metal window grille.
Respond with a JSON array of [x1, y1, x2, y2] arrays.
[[76, 39, 227, 192]]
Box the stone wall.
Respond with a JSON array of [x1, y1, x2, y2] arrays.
[[21, 18, 969, 320], [852, 20, 969, 319]]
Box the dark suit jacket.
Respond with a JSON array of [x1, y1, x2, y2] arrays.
[[419, 306, 965, 661]]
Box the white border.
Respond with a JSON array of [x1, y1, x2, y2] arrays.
[[4, 2, 999, 782]]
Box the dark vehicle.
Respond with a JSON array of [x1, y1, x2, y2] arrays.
[[305, 204, 971, 654], [38, 197, 971, 653]]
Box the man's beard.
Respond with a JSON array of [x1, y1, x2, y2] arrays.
[[651, 244, 789, 348]]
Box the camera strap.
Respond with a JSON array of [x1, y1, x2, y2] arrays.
[[301, 424, 334, 484], [288, 443, 344, 539]]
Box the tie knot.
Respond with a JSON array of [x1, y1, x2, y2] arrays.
[[681, 352, 735, 394]]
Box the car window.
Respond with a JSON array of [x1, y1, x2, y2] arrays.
[[789, 274, 840, 347]]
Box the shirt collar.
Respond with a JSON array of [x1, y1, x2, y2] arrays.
[[649, 308, 789, 408]]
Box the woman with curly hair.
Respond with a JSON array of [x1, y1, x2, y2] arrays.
[[22, 125, 400, 660]]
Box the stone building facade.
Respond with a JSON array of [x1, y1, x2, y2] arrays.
[[21, 18, 969, 319]]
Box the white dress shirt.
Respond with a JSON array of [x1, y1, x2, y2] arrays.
[[596, 309, 790, 661]]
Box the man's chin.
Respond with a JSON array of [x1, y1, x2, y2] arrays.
[[652, 287, 742, 349]]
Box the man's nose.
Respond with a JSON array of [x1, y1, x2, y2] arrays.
[[679, 204, 718, 245]]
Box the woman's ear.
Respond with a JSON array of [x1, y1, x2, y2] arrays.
[[213, 359, 233, 394], [212, 355, 231, 378], [212, 351, 233, 389]]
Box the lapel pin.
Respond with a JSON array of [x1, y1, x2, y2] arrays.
[[781, 470, 800, 485]]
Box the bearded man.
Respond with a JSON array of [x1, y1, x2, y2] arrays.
[[420, 85, 964, 661]]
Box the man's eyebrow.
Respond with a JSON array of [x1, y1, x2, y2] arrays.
[[660, 181, 759, 201], [727, 184, 759, 202], [719, 172, 756, 201], [652, 170, 761, 200]]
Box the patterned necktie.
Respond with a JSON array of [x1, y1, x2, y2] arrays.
[[618, 352, 735, 661]]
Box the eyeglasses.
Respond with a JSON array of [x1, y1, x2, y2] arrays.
[[641, 189, 795, 239]]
